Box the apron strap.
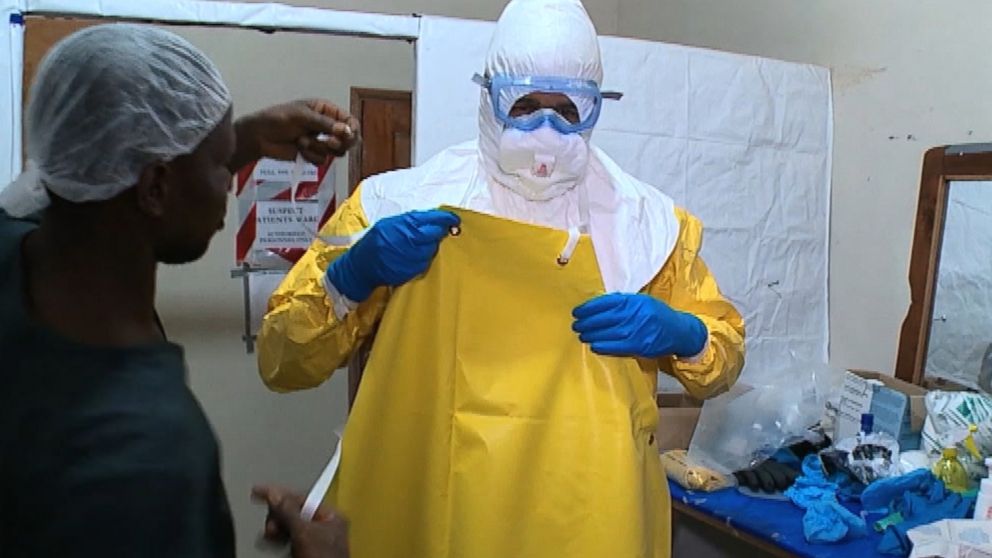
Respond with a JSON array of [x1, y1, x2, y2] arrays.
[[577, 178, 591, 235], [318, 229, 367, 247], [557, 178, 591, 266], [557, 227, 582, 266], [301, 430, 344, 520]]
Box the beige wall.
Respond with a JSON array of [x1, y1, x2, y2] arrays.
[[617, 0, 992, 374], [228, 0, 621, 34]]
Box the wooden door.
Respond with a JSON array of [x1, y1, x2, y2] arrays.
[[346, 88, 412, 408], [348, 88, 412, 192]]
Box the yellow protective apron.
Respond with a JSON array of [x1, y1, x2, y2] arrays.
[[327, 208, 669, 558]]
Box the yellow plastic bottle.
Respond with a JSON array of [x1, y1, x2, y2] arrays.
[[933, 447, 970, 493], [964, 425, 982, 461]]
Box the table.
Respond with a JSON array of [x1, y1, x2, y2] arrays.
[[669, 481, 887, 558]]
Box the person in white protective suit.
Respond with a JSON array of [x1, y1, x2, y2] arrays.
[[257, 0, 746, 557]]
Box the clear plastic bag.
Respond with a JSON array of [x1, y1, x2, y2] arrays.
[[835, 430, 901, 484], [687, 355, 843, 475], [234, 156, 336, 270]]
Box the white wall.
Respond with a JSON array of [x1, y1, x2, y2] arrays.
[[154, 24, 413, 557], [617, 0, 992, 374]]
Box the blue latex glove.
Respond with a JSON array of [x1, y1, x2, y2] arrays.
[[878, 490, 974, 556], [861, 469, 933, 512], [863, 471, 976, 556], [803, 501, 868, 544], [785, 455, 869, 544], [571, 293, 707, 358], [325, 209, 460, 302]]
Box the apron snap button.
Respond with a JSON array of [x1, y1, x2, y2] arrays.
[[449, 225, 462, 236], [556, 256, 570, 266]]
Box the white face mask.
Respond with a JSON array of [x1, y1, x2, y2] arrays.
[[496, 125, 589, 201]]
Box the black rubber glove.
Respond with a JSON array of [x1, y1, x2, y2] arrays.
[[787, 435, 832, 460], [733, 460, 800, 493]]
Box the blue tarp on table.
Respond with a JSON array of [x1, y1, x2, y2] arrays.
[[670, 480, 886, 558]]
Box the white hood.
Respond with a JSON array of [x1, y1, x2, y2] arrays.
[[478, 0, 603, 199]]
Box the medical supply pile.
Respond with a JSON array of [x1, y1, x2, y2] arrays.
[[662, 368, 992, 556]]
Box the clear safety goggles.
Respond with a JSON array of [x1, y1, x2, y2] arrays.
[[473, 73, 622, 134]]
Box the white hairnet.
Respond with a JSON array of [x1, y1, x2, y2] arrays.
[[0, 24, 232, 217], [478, 0, 603, 193]]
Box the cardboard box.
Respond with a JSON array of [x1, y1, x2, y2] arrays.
[[656, 393, 703, 452], [922, 376, 972, 393], [837, 369, 929, 450]]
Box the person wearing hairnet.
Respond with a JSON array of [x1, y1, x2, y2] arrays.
[[0, 25, 356, 557], [258, 0, 745, 556]]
